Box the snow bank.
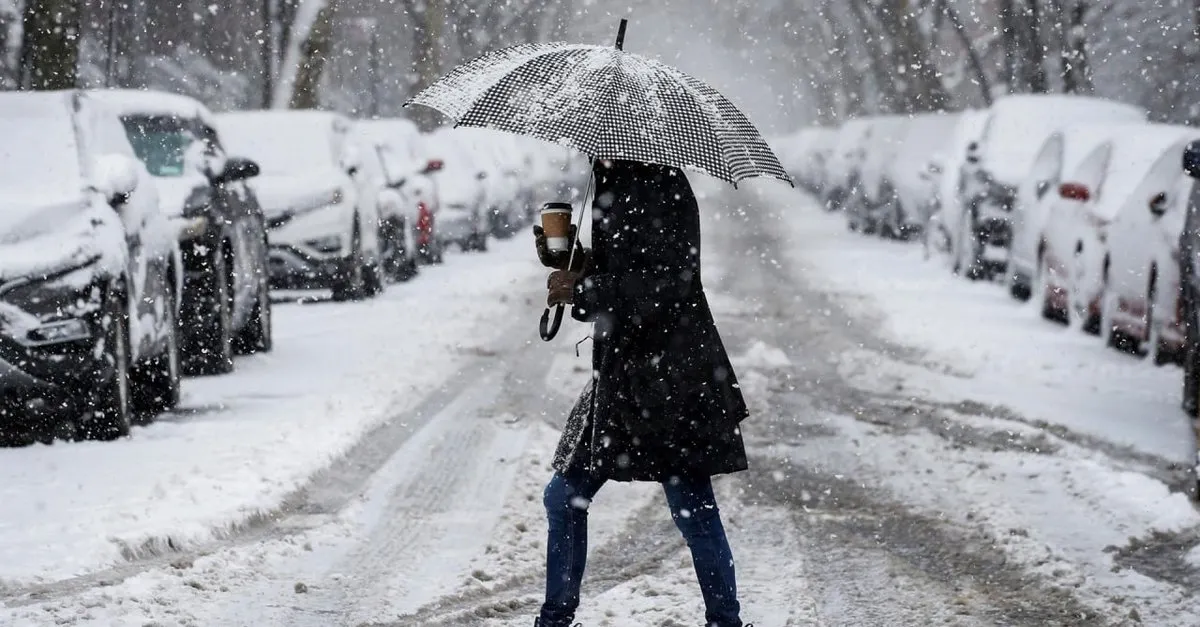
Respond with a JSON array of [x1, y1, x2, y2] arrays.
[[0, 235, 544, 586], [763, 185, 1194, 464]]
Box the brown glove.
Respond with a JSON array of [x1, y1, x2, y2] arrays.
[[533, 225, 587, 271], [547, 269, 580, 307]]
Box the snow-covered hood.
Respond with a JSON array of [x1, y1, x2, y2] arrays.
[[247, 173, 344, 218], [0, 194, 124, 281]]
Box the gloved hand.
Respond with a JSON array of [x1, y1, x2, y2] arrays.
[[533, 225, 587, 271], [547, 269, 580, 307]]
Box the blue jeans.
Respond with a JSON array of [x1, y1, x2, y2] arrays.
[[538, 469, 742, 627]]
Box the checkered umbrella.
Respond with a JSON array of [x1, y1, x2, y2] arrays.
[[405, 22, 791, 187]]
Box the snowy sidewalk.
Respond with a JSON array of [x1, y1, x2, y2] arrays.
[[0, 236, 543, 587]]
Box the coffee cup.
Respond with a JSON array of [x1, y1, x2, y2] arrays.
[[540, 202, 573, 252]]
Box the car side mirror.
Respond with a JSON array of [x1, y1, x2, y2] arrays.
[[1059, 182, 1091, 202], [1184, 141, 1200, 179], [92, 154, 139, 205], [1035, 179, 1053, 200], [216, 157, 260, 183], [1149, 192, 1169, 217], [422, 159, 444, 174]]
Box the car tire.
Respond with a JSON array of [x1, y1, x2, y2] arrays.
[[1144, 276, 1174, 366], [83, 286, 132, 441], [1181, 289, 1200, 417], [183, 249, 235, 376], [958, 212, 984, 281], [131, 299, 181, 418], [234, 272, 272, 355], [333, 223, 368, 302]]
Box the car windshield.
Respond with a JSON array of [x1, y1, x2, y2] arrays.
[[121, 115, 199, 178], [0, 115, 82, 193]]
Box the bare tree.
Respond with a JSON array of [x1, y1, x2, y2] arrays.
[[937, 0, 993, 105], [19, 0, 81, 90], [289, 0, 336, 109]]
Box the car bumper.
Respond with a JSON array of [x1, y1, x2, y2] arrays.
[[0, 324, 110, 412]]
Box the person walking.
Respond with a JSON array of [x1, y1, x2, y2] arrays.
[[533, 158, 751, 627]]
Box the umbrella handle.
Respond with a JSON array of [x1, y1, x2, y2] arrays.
[[540, 305, 565, 341]]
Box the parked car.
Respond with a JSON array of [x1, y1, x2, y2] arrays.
[[1178, 141, 1200, 416], [422, 128, 490, 253], [822, 119, 872, 212], [93, 90, 272, 375], [351, 125, 419, 282], [216, 111, 383, 300], [1037, 126, 1175, 332], [883, 112, 959, 240], [1007, 125, 1114, 301], [356, 118, 435, 276], [1102, 127, 1198, 363], [952, 95, 1146, 281], [778, 126, 836, 194], [846, 115, 907, 236], [0, 90, 181, 442], [926, 109, 988, 266]]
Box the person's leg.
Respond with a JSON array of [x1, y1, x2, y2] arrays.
[[662, 475, 742, 627], [539, 469, 605, 626]]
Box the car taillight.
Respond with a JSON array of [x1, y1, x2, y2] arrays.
[[417, 202, 434, 244]]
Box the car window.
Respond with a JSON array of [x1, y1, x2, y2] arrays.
[[121, 115, 205, 178]]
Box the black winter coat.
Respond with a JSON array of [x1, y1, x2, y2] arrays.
[[550, 160, 749, 482]]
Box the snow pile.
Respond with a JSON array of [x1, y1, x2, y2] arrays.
[[0, 235, 544, 586]]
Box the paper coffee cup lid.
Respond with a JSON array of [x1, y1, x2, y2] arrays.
[[542, 201, 573, 211]]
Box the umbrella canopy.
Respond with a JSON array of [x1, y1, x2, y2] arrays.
[[406, 39, 790, 187]]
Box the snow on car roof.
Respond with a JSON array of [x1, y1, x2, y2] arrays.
[[88, 89, 217, 128], [981, 94, 1146, 184], [215, 110, 350, 174], [1077, 123, 1199, 221]]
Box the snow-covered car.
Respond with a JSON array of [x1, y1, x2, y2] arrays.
[[351, 125, 419, 282], [0, 90, 182, 441], [881, 112, 959, 240], [1178, 141, 1200, 416], [778, 126, 836, 194], [455, 127, 528, 239], [93, 89, 272, 375], [1101, 127, 1199, 363], [1037, 125, 1176, 332], [821, 119, 872, 212], [1006, 125, 1115, 301], [926, 108, 988, 267], [846, 115, 908, 236], [422, 128, 490, 252], [357, 118, 444, 267], [216, 111, 383, 300], [954, 95, 1146, 280]]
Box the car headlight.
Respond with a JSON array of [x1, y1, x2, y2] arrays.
[[0, 257, 104, 344], [183, 186, 214, 217], [23, 319, 91, 346], [305, 235, 342, 254], [179, 216, 210, 240]]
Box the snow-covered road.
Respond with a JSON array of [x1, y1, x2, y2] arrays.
[[3, 184, 1200, 626]]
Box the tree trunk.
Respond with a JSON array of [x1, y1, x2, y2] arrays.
[[288, 0, 335, 109], [406, 0, 444, 129], [1027, 0, 1049, 93], [19, 0, 81, 90], [996, 0, 1024, 92], [1060, 0, 1093, 93], [940, 0, 993, 105], [876, 0, 950, 113], [846, 0, 901, 113]]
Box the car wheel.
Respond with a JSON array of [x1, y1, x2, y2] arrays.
[[332, 224, 368, 302], [183, 249, 235, 376], [1182, 292, 1200, 417], [959, 213, 984, 281], [83, 286, 132, 441], [1101, 292, 1131, 351], [234, 273, 272, 355], [475, 232, 489, 252], [1144, 276, 1173, 366], [131, 298, 181, 418], [1037, 254, 1058, 321]]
